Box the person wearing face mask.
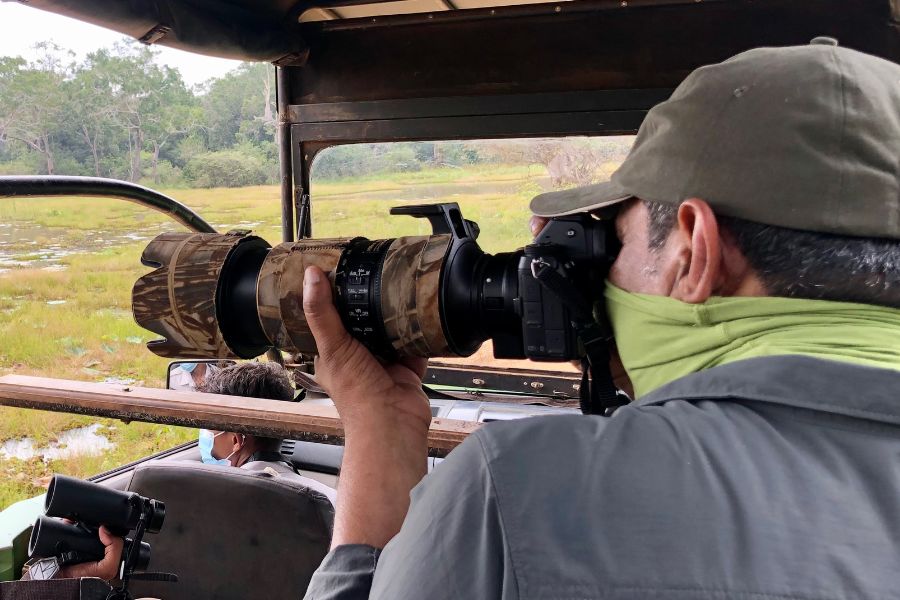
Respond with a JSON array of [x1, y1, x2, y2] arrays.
[[196, 362, 336, 502], [300, 39, 900, 599], [169, 361, 217, 392]]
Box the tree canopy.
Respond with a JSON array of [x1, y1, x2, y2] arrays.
[[0, 40, 633, 188], [0, 42, 276, 187]]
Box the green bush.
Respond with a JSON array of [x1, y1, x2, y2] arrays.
[[312, 143, 428, 180], [0, 157, 40, 176], [184, 149, 269, 188], [139, 160, 185, 188]]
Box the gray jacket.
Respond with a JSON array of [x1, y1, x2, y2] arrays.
[[305, 356, 900, 599]]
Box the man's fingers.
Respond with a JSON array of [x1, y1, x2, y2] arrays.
[[398, 356, 429, 380], [97, 525, 117, 547], [60, 527, 123, 581], [97, 527, 123, 581], [530, 216, 549, 238], [303, 266, 353, 359]]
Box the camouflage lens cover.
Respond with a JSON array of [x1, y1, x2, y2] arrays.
[[134, 231, 457, 360], [257, 238, 352, 355], [381, 234, 452, 357], [132, 231, 271, 359]]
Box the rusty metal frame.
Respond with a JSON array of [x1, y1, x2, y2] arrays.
[[276, 67, 296, 244], [0, 375, 476, 457], [290, 0, 725, 26], [282, 0, 899, 197], [426, 362, 582, 398]]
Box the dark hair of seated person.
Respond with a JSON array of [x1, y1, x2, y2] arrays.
[[197, 362, 296, 452]]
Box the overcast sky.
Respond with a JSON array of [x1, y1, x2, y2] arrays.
[[0, 2, 244, 86]]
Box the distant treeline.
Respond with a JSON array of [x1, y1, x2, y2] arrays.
[[0, 42, 277, 188], [0, 41, 633, 188]]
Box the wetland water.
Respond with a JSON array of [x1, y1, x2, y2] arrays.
[[0, 220, 261, 273], [0, 424, 114, 461], [0, 222, 161, 272]]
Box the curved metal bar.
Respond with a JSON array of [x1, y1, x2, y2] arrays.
[[0, 176, 216, 234]]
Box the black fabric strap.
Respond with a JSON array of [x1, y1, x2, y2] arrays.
[[0, 578, 111, 600], [577, 322, 629, 416], [247, 451, 300, 475]]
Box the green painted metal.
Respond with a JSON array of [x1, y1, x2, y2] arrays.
[[0, 495, 44, 581]]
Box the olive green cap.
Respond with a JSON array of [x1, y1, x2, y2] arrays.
[[531, 38, 900, 240]]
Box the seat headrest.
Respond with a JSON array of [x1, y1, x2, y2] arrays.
[[125, 461, 333, 600]]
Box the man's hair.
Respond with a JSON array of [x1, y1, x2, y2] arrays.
[[198, 362, 295, 449], [643, 200, 900, 308], [198, 361, 296, 401]]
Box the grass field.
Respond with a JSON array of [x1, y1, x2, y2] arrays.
[[0, 164, 544, 509]]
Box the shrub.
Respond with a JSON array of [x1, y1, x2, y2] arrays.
[[184, 150, 269, 188]]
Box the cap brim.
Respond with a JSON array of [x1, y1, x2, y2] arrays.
[[529, 181, 632, 217]]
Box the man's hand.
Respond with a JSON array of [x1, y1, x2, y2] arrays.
[[57, 526, 123, 581], [530, 215, 549, 237], [302, 266, 431, 436], [303, 265, 431, 549]]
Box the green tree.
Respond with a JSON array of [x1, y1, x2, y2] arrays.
[[200, 63, 275, 150], [81, 45, 197, 182], [0, 45, 72, 175], [67, 55, 120, 177], [0, 39, 277, 186]]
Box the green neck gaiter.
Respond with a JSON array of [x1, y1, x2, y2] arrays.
[[604, 282, 900, 398]]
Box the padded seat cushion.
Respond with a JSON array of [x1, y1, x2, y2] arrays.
[[125, 461, 334, 600]]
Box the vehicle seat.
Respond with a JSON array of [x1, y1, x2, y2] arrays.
[[123, 461, 334, 600]]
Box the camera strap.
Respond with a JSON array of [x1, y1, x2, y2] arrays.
[[530, 258, 628, 416], [576, 323, 628, 416]]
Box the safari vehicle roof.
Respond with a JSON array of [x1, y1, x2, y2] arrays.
[[25, 1, 900, 86], [20, 0, 900, 66], [26, 1, 900, 145]]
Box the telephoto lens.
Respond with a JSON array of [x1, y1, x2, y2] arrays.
[[133, 202, 618, 362]]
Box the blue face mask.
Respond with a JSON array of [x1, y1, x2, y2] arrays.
[[180, 362, 198, 374], [198, 429, 232, 466]]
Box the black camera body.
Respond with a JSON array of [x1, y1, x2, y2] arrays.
[[425, 204, 619, 362], [512, 215, 618, 360]]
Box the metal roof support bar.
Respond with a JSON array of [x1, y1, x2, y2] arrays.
[[0, 176, 216, 234]]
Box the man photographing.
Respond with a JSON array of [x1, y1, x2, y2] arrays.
[[302, 38, 900, 599]]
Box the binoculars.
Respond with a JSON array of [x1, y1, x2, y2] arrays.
[[28, 475, 165, 572]]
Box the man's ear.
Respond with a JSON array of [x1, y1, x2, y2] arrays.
[[230, 433, 245, 452], [670, 198, 722, 303]]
